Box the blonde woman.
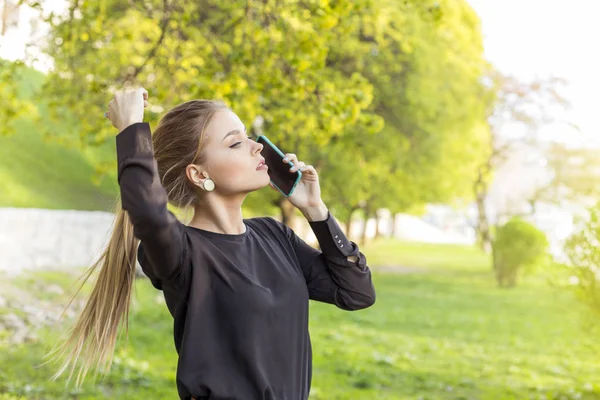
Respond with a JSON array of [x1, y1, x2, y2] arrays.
[[56, 88, 375, 400]]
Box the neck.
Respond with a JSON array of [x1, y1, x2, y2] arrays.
[[189, 194, 247, 234]]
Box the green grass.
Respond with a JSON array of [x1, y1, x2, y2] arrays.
[[0, 65, 118, 210], [364, 239, 492, 272], [1, 241, 599, 399]]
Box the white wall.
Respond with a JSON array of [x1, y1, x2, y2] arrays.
[[0, 208, 114, 274]]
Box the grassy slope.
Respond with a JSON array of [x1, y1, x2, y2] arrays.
[[0, 66, 118, 211]]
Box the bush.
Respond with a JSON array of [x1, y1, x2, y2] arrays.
[[564, 204, 600, 313], [493, 217, 549, 287]]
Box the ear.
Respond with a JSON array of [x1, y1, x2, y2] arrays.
[[185, 164, 209, 188]]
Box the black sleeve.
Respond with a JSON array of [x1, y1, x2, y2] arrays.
[[281, 213, 376, 311], [116, 123, 189, 287]]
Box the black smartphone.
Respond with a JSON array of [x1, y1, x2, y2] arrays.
[[256, 135, 302, 197]]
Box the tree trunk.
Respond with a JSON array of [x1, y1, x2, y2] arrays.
[[360, 207, 371, 246], [390, 213, 397, 238], [474, 166, 492, 254], [1, 0, 9, 36], [528, 198, 537, 216], [277, 197, 296, 227], [345, 206, 358, 239], [374, 210, 381, 240], [492, 243, 504, 287]]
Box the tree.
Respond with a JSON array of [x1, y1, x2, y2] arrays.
[[1, 0, 20, 36], [528, 142, 600, 212], [12, 0, 489, 229], [474, 69, 568, 252], [19, 0, 382, 222], [320, 0, 490, 236]]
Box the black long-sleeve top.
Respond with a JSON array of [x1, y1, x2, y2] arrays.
[[116, 123, 376, 400]]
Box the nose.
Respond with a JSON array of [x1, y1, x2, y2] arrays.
[[253, 139, 263, 155]]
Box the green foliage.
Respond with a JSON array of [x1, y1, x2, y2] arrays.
[[38, 0, 379, 146], [7, 0, 489, 218], [564, 204, 600, 314], [319, 0, 490, 215], [0, 60, 39, 136], [493, 218, 549, 287], [2, 241, 600, 399], [534, 142, 600, 206]]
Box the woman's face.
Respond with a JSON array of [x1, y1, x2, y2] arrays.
[[195, 109, 270, 196]]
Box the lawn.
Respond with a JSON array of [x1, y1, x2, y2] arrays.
[[1, 240, 599, 399]]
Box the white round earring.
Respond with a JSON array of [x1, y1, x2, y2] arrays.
[[203, 179, 215, 192]]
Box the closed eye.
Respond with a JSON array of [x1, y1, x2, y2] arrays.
[[229, 136, 254, 148]]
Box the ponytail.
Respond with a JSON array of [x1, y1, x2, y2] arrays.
[[48, 199, 139, 387]]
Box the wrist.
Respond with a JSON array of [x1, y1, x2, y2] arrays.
[[300, 201, 329, 222], [118, 120, 143, 132]]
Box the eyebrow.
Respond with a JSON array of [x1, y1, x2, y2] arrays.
[[222, 125, 247, 142]]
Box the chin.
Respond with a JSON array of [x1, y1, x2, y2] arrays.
[[244, 177, 271, 193], [261, 174, 271, 186]]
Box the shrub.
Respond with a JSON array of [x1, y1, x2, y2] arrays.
[[493, 217, 549, 287], [564, 205, 600, 313]]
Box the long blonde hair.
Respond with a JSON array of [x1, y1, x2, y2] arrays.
[[49, 100, 228, 386]]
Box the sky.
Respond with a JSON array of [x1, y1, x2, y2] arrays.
[[467, 0, 600, 147], [466, 0, 600, 240]]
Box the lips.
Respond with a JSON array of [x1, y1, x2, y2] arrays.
[[256, 158, 268, 171]]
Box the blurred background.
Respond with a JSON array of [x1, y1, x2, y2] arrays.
[[1, 0, 599, 399]]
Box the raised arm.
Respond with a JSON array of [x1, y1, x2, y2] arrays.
[[109, 89, 188, 286]]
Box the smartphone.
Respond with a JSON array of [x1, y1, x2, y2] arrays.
[[256, 135, 302, 197]]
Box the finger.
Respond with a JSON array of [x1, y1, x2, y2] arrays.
[[144, 100, 149, 108], [290, 161, 305, 173], [139, 87, 148, 100], [299, 165, 317, 175], [282, 153, 298, 164]]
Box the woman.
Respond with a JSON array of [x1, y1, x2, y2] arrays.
[[55, 88, 375, 400]]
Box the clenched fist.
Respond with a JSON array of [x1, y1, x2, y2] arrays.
[[105, 88, 149, 132]]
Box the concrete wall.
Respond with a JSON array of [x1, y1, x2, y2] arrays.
[[0, 208, 114, 274]]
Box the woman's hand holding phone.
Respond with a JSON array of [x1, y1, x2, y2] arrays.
[[257, 135, 328, 221], [278, 153, 328, 222]]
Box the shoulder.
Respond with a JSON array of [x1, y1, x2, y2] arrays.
[[245, 217, 297, 242], [245, 216, 287, 233]]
